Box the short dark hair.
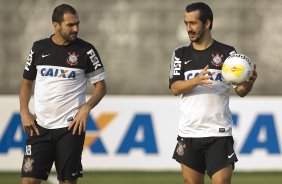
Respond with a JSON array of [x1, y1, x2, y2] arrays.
[[186, 2, 213, 30], [52, 4, 77, 24]]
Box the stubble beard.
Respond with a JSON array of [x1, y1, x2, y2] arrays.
[[189, 29, 205, 44], [59, 30, 77, 43]]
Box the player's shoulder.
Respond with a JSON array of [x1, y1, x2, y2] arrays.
[[74, 38, 96, 49], [214, 40, 234, 48], [33, 37, 51, 46], [213, 40, 236, 53], [30, 37, 52, 53], [173, 44, 192, 54]]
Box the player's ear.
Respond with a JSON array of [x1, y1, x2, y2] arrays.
[[205, 20, 212, 30], [53, 22, 60, 31]]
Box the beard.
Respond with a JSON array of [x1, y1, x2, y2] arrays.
[[188, 27, 205, 43], [59, 30, 78, 43]]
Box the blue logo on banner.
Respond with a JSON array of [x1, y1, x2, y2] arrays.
[[232, 114, 280, 154], [0, 113, 27, 153], [0, 113, 158, 154], [0, 113, 280, 154], [117, 114, 158, 154]]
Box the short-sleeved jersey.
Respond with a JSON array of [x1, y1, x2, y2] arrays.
[[169, 40, 236, 138], [23, 36, 105, 129]]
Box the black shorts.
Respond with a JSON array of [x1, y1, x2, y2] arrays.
[[21, 124, 85, 181], [172, 136, 238, 177]]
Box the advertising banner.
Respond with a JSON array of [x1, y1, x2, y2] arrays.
[[0, 96, 281, 171]]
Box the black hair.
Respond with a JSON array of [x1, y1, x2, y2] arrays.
[[186, 2, 213, 30], [52, 4, 77, 24]]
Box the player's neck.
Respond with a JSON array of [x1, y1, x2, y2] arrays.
[[51, 34, 71, 46], [192, 34, 213, 50]]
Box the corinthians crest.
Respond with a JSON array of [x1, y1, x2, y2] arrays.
[[66, 51, 79, 66], [211, 53, 224, 67], [176, 140, 186, 156], [23, 158, 34, 173]]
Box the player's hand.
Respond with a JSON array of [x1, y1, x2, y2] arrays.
[[21, 112, 39, 136], [234, 64, 257, 97], [195, 65, 215, 88], [246, 64, 257, 84], [239, 64, 257, 86], [68, 104, 91, 135]]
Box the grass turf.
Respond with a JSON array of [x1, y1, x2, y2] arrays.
[[1, 171, 282, 184]]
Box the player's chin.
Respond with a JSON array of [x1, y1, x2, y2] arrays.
[[189, 36, 198, 42], [69, 35, 77, 41]]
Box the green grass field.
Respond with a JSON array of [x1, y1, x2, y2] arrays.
[[1, 171, 282, 184]]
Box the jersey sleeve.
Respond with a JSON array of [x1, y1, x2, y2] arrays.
[[85, 46, 105, 84], [169, 48, 184, 89], [23, 43, 37, 80], [227, 47, 237, 56]]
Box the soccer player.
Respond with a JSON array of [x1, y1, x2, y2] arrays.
[[169, 2, 257, 184], [19, 4, 106, 184]]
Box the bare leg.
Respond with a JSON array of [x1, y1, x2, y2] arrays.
[[21, 177, 41, 184], [59, 179, 77, 184], [181, 164, 204, 184], [211, 164, 233, 184]]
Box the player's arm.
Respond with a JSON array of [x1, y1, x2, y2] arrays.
[[171, 65, 213, 96], [87, 80, 107, 107], [235, 64, 257, 97], [68, 45, 107, 135], [69, 80, 106, 135], [19, 79, 39, 136]]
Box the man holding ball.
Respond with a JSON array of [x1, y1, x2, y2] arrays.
[[169, 2, 257, 184]]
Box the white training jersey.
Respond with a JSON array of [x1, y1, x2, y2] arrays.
[[169, 40, 236, 138], [23, 36, 105, 129]]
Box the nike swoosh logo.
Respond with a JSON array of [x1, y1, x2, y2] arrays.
[[228, 153, 235, 159], [184, 60, 192, 64], [72, 172, 77, 176], [42, 54, 50, 58]]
